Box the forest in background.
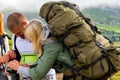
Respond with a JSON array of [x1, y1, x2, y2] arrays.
[[2, 4, 120, 42]]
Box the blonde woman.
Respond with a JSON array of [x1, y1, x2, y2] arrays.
[[8, 19, 74, 80]]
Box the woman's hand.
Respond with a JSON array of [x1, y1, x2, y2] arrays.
[[7, 60, 20, 71], [21, 64, 30, 68]]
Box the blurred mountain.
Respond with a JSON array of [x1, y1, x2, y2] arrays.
[[2, 4, 120, 41], [82, 4, 120, 26], [82, 5, 120, 41]]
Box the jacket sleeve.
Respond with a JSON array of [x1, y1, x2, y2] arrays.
[[29, 42, 61, 80]]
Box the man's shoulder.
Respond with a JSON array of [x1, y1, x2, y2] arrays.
[[12, 34, 25, 41]]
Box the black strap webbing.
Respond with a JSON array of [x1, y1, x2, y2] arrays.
[[61, 1, 99, 33], [14, 35, 21, 61], [62, 0, 114, 69], [0, 34, 11, 55], [69, 40, 82, 48], [62, 1, 113, 44]]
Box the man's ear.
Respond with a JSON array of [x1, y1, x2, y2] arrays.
[[23, 21, 28, 28]]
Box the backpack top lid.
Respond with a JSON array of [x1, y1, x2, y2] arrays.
[[0, 12, 4, 36], [39, 2, 56, 22]]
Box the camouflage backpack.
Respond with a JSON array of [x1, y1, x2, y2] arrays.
[[40, 1, 120, 80]]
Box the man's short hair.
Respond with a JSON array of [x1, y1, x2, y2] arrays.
[[7, 12, 26, 31]]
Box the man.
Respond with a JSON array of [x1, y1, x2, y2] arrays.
[[6, 12, 38, 80]]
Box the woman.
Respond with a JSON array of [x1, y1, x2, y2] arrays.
[[8, 19, 74, 80]]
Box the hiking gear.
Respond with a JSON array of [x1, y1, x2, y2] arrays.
[[40, 1, 120, 79], [14, 35, 21, 61], [0, 34, 11, 56], [21, 54, 38, 64]]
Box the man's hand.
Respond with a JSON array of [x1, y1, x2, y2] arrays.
[[7, 60, 20, 71], [0, 56, 3, 64], [0, 55, 9, 63], [0, 50, 17, 64], [6, 50, 16, 59], [2, 55, 9, 63]]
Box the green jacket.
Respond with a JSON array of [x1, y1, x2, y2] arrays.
[[29, 41, 74, 80]]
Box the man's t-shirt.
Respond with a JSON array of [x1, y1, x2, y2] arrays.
[[12, 34, 33, 54]]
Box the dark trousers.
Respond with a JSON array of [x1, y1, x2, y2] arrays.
[[12, 73, 20, 80]]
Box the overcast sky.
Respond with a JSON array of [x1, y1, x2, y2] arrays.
[[0, 0, 120, 12]]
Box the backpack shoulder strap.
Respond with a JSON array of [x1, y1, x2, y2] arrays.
[[0, 35, 5, 56], [61, 1, 113, 45], [0, 34, 10, 56], [61, 1, 99, 33], [14, 35, 21, 61]]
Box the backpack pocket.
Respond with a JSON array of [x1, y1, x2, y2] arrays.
[[107, 46, 120, 71]]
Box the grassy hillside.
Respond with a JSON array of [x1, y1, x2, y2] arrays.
[[82, 6, 120, 26], [82, 6, 120, 42], [98, 26, 120, 42]]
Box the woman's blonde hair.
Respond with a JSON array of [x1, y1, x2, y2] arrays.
[[24, 19, 46, 56]]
